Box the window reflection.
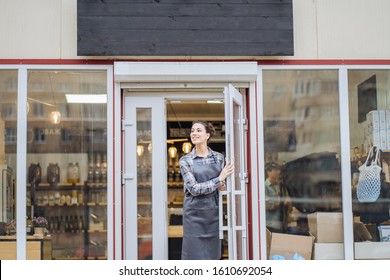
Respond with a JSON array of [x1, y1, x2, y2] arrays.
[[0, 70, 17, 255], [136, 108, 153, 260], [348, 70, 390, 259], [26, 70, 108, 260], [263, 70, 343, 259]]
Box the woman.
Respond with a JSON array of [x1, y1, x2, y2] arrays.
[[179, 120, 234, 260]]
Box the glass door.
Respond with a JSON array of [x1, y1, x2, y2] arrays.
[[123, 95, 167, 259], [220, 84, 248, 259]]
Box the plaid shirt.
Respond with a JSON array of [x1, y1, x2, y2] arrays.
[[179, 148, 224, 196]]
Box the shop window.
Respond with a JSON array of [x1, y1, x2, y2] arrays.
[[348, 69, 390, 260], [0, 70, 17, 256], [26, 70, 108, 260], [263, 69, 343, 260]]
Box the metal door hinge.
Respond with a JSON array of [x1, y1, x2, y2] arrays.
[[121, 120, 134, 131], [244, 171, 249, 184], [121, 173, 134, 184], [243, 118, 248, 131]]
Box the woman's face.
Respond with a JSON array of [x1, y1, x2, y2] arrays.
[[190, 123, 209, 146]]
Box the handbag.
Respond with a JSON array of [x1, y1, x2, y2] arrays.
[[356, 146, 382, 202]]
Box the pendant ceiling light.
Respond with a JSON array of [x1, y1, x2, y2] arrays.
[[136, 145, 145, 157], [168, 146, 178, 158], [182, 142, 192, 154], [50, 110, 61, 124]]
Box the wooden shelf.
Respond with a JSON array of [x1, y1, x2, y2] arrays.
[[168, 225, 183, 238], [168, 182, 183, 187]]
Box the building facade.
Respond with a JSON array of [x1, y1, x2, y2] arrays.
[[0, 0, 390, 260]]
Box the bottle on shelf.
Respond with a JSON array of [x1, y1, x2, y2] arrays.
[[64, 216, 69, 232], [58, 216, 64, 233], [88, 154, 94, 183], [174, 156, 181, 182], [26, 217, 33, 235], [94, 153, 102, 183], [101, 154, 107, 183], [74, 215, 79, 233], [79, 215, 84, 232], [77, 190, 84, 205], [168, 157, 175, 182]]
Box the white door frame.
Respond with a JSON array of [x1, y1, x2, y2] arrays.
[[113, 61, 260, 260], [122, 96, 167, 259]]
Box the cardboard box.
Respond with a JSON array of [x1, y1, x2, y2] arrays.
[[313, 243, 344, 260], [367, 110, 380, 132], [266, 228, 272, 259], [355, 241, 390, 259], [269, 232, 315, 260], [378, 225, 390, 242], [308, 212, 343, 243]]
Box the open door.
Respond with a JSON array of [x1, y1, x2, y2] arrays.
[[122, 95, 167, 259], [219, 84, 248, 259]]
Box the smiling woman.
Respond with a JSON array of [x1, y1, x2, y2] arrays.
[[179, 120, 234, 260]]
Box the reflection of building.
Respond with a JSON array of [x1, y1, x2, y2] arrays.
[[263, 71, 341, 161]]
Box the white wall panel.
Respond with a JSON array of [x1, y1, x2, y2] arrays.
[[0, 0, 61, 58], [291, 0, 318, 59], [316, 0, 390, 59], [61, 0, 77, 59], [1, 0, 390, 59]]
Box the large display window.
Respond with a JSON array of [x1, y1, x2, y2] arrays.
[[26, 70, 108, 259], [262, 69, 343, 260], [0, 67, 111, 260], [0, 70, 17, 258], [348, 69, 390, 259]]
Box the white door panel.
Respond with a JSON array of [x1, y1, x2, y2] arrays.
[[123, 96, 167, 260], [220, 84, 248, 260]]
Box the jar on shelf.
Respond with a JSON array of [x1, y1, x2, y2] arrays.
[[47, 163, 60, 185], [67, 162, 80, 184]]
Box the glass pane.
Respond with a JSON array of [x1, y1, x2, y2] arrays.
[[27, 70, 107, 260], [263, 70, 343, 259], [348, 70, 390, 260], [233, 102, 241, 191], [136, 108, 152, 260], [0, 70, 17, 258], [232, 96, 245, 259]]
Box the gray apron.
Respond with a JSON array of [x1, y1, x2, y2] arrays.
[[181, 156, 222, 260]]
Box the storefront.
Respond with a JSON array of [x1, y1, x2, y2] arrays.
[[1, 0, 390, 261], [1, 62, 390, 260]]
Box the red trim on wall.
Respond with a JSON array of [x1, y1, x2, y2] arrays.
[[0, 59, 114, 65], [257, 59, 390, 65], [1, 58, 390, 66]]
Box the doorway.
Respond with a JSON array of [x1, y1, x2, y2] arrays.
[[121, 85, 249, 260], [166, 99, 226, 259]]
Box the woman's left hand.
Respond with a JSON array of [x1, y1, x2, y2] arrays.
[[218, 161, 235, 182]]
